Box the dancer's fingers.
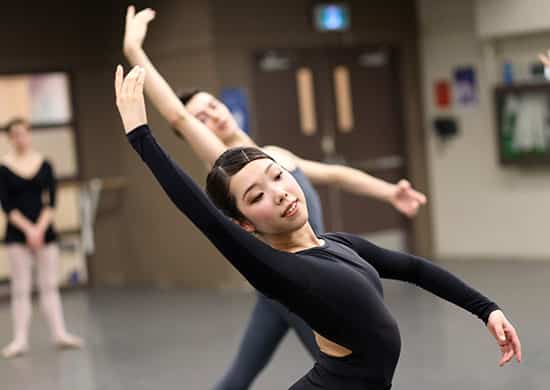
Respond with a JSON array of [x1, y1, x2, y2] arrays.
[[493, 321, 507, 344], [398, 179, 410, 190], [122, 66, 140, 98], [126, 5, 136, 23], [115, 65, 124, 100], [503, 346, 517, 366], [126, 5, 135, 26], [411, 189, 427, 204], [137, 8, 156, 24], [134, 67, 146, 97], [506, 325, 522, 362], [397, 180, 427, 205], [499, 344, 514, 366]]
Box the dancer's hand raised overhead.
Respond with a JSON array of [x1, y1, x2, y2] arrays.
[[115, 65, 147, 133], [123, 5, 156, 55]]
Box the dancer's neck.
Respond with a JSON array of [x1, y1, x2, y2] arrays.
[[261, 222, 322, 253]]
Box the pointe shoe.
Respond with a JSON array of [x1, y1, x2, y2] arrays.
[[54, 334, 84, 350], [2, 341, 29, 359]]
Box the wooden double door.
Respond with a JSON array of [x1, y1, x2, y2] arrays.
[[252, 47, 408, 250]]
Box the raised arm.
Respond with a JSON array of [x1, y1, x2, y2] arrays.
[[122, 6, 225, 167], [115, 65, 304, 299], [269, 145, 427, 217], [326, 232, 521, 366]]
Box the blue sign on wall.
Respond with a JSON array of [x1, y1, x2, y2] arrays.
[[220, 88, 251, 134], [314, 3, 350, 32]]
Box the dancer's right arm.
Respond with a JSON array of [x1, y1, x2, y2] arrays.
[[0, 168, 30, 232], [115, 65, 301, 297], [122, 6, 225, 167]]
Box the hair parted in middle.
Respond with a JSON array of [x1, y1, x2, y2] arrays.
[[206, 147, 274, 221]]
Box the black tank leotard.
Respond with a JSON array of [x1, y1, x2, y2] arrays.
[[128, 125, 499, 389]]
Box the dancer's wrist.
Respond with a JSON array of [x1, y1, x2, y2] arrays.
[[123, 42, 140, 58]]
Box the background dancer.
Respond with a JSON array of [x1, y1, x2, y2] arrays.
[[0, 118, 83, 358]]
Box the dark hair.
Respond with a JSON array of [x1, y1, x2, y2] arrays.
[[206, 147, 274, 221], [4, 117, 29, 133], [177, 89, 201, 106]]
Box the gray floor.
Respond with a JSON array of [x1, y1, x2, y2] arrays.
[[0, 260, 548, 389]]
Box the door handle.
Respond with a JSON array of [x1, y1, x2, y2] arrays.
[[355, 155, 404, 171], [295, 67, 317, 135], [333, 65, 354, 133]]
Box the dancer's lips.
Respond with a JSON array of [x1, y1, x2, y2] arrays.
[[282, 200, 299, 217]]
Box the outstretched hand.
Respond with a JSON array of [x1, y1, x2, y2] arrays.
[[123, 5, 156, 54], [538, 50, 550, 79], [539, 50, 550, 67], [486, 310, 522, 367], [389, 180, 427, 217], [115, 65, 147, 133]]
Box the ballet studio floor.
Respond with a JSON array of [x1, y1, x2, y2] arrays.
[[0, 260, 547, 390]]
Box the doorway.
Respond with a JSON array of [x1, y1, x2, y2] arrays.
[[253, 47, 408, 250]]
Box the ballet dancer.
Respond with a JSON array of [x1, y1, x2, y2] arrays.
[[115, 65, 521, 389], [0, 118, 83, 358], [122, 6, 428, 389]]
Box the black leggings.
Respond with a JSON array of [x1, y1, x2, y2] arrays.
[[214, 293, 318, 389]]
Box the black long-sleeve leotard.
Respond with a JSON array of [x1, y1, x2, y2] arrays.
[[127, 124, 499, 388], [0, 160, 57, 244]]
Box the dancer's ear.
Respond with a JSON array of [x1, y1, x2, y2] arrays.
[[232, 218, 256, 233]]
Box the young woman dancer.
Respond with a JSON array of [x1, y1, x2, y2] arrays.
[[123, 6, 428, 388], [115, 65, 521, 389], [0, 119, 83, 358]]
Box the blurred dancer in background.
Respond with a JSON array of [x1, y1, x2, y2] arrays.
[[0, 119, 83, 358]]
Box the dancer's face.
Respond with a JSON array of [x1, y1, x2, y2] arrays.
[[229, 158, 309, 235], [7, 122, 32, 152], [186, 92, 240, 143]]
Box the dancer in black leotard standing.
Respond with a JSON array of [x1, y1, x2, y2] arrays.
[[114, 65, 521, 389], [0, 119, 83, 358]]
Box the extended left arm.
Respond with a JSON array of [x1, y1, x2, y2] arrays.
[[328, 232, 521, 366]]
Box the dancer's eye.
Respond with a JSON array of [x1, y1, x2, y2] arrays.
[[251, 193, 263, 203]]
